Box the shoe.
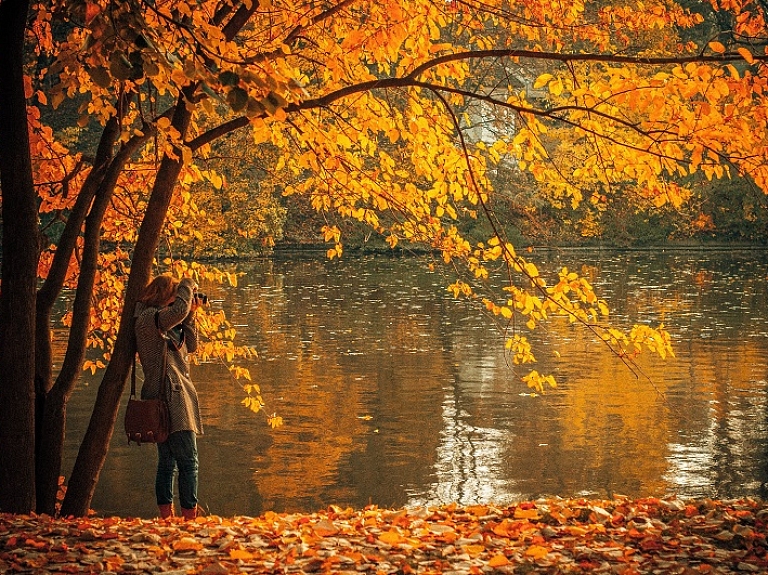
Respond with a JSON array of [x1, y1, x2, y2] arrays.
[[158, 503, 174, 519]]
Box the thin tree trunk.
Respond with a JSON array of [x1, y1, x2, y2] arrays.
[[36, 186, 108, 515], [34, 152, 107, 514], [0, 0, 38, 514], [35, 125, 151, 515]]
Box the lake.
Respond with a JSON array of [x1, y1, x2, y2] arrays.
[[63, 248, 768, 517]]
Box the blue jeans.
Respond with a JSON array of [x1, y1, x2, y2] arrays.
[[155, 430, 198, 510]]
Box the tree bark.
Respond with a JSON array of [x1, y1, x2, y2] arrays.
[[34, 142, 109, 514], [0, 0, 39, 514], [35, 124, 152, 515]]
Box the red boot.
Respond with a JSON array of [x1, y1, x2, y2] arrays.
[[181, 506, 197, 520], [158, 504, 174, 519]]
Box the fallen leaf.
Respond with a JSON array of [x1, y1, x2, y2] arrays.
[[379, 530, 404, 545], [173, 537, 203, 551], [514, 507, 540, 520], [229, 548, 255, 559], [312, 519, 339, 537], [487, 553, 510, 567], [525, 544, 549, 559]]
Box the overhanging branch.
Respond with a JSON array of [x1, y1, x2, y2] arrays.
[[187, 47, 759, 153]]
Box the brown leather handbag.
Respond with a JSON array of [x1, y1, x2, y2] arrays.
[[124, 329, 170, 445]]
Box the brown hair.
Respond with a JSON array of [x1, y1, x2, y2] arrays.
[[139, 275, 179, 307]]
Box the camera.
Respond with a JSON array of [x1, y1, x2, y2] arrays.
[[194, 292, 208, 304]]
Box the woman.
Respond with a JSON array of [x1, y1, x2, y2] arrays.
[[134, 275, 202, 520]]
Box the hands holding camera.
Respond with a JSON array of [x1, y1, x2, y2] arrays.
[[191, 291, 208, 312]]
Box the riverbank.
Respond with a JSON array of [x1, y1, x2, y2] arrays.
[[186, 240, 768, 262], [2, 497, 766, 573]]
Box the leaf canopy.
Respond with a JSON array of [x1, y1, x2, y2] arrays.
[[26, 0, 768, 389]]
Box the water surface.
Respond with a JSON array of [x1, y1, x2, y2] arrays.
[[63, 248, 768, 517]]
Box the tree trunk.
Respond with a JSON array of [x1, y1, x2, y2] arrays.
[[61, 97, 193, 517], [36, 176, 116, 514], [0, 0, 39, 514], [35, 116, 150, 515], [34, 172, 102, 514]]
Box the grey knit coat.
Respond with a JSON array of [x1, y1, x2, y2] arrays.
[[134, 278, 203, 435]]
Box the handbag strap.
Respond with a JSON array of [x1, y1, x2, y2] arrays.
[[155, 309, 170, 402], [160, 329, 169, 401], [130, 352, 137, 398]]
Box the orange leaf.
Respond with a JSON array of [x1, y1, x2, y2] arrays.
[[173, 537, 203, 551], [709, 41, 726, 53], [104, 555, 124, 569], [229, 549, 255, 560], [313, 519, 340, 537], [340, 551, 364, 562], [84, 2, 101, 24], [488, 554, 510, 567], [525, 544, 549, 559], [737, 47, 755, 64], [379, 530, 404, 545], [466, 505, 489, 516], [492, 519, 521, 538], [514, 507, 540, 520]]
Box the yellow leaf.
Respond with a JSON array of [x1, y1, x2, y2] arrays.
[[463, 544, 485, 556], [709, 41, 726, 53], [157, 117, 171, 129], [524, 262, 539, 278], [267, 414, 284, 428], [737, 47, 755, 64], [533, 73, 553, 89]]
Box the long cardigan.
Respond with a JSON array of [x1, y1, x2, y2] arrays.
[[134, 278, 203, 435]]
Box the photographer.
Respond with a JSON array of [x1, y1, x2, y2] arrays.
[[134, 275, 204, 520]]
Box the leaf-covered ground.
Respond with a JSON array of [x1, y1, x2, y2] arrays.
[[2, 497, 767, 574]]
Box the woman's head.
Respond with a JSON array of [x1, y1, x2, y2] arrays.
[[139, 275, 179, 307]]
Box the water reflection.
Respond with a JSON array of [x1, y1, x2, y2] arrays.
[[62, 249, 768, 517]]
